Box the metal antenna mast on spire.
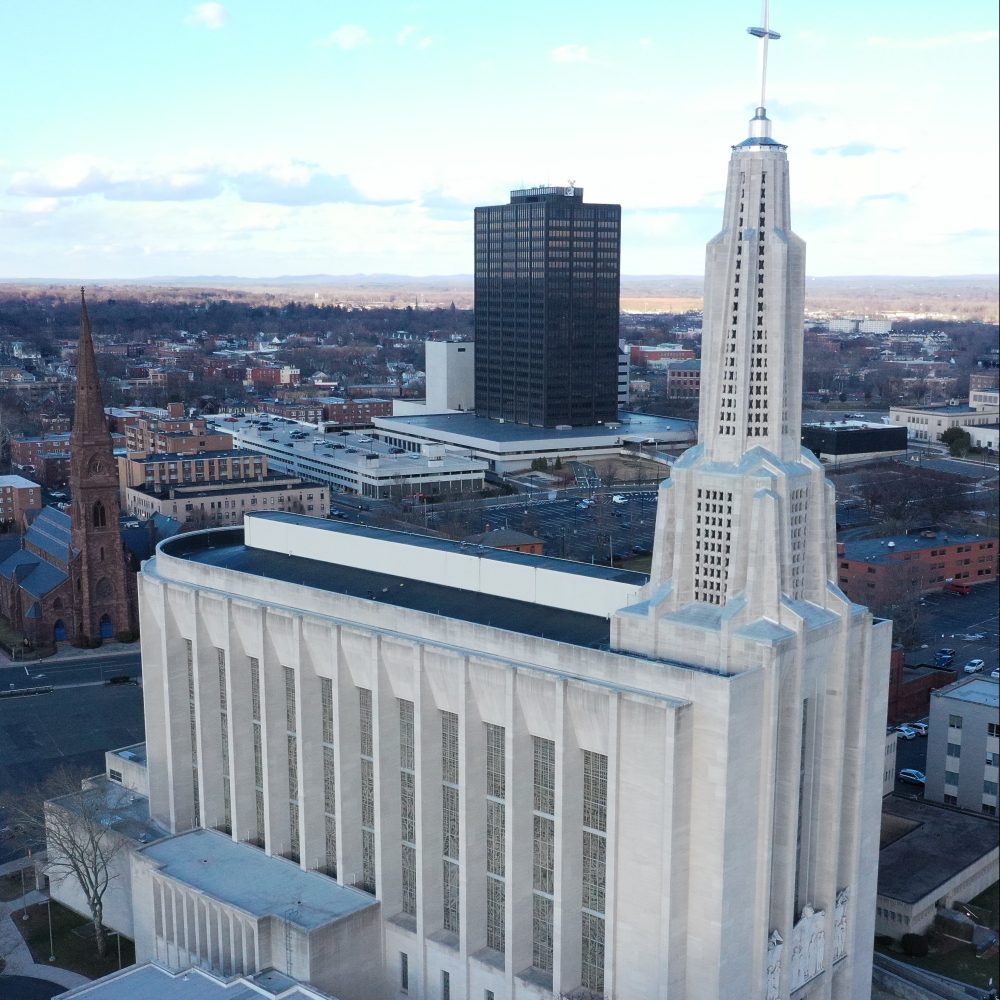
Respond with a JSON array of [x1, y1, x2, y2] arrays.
[[747, 0, 780, 111]]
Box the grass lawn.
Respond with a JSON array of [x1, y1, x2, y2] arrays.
[[15, 900, 135, 979], [0, 868, 31, 902], [875, 882, 1000, 990]]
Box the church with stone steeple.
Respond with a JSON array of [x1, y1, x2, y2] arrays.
[[0, 290, 137, 648]]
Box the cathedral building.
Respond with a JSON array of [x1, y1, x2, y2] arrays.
[[52, 22, 890, 1000], [0, 291, 137, 646]]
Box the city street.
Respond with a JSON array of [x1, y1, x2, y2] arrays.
[[0, 651, 141, 694]]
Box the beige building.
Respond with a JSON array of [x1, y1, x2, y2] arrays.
[[117, 449, 268, 499], [889, 401, 1000, 442], [125, 476, 329, 528]]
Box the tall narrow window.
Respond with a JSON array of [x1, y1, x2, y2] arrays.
[[485, 723, 506, 953], [359, 688, 376, 894], [250, 657, 265, 846], [794, 699, 809, 911], [400, 699, 417, 917], [185, 640, 200, 827], [217, 649, 231, 834], [581, 750, 608, 992], [532, 736, 555, 975], [321, 677, 337, 877], [284, 666, 300, 862], [441, 711, 460, 934]]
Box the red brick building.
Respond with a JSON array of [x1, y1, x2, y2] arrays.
[[629, 344, 696, 365], [664, 359, 702, 398], [837, 532, 997, 607], [0, 474, 43, 528]]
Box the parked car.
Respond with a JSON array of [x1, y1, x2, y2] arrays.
[[909, 722, 928, 737], [611, 495, 628, 505], [963, 659, 985, 674], [991, 668, 999, 680], [943, 581, 972, 596], [935, 648, 956, 666], [895, 725, 918, 740], [898, 769, 926, 785]]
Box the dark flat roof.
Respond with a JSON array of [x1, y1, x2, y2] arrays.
[[843, 531, 992, 564], [878, 796, 998, 903], [159, 521, 638, 647]]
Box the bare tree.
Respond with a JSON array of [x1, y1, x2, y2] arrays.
[[0, 767, 132, 957]]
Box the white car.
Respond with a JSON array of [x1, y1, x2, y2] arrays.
[[908, 722, 928, 737], [611, 495, 628, 505], [963, 659, 985, 674], [991, 668, 999, 680], [895, 725, 918, 740]]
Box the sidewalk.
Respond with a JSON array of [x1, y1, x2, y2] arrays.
[[0, 886, 89, 992], [0, 642, 138, 668]]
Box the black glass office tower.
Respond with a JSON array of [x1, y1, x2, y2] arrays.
[[474, 186, 621, 427]]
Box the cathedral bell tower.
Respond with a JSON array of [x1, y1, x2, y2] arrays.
[[69, 289, 134, 644]]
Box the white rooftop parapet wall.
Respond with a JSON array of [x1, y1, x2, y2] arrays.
[[243, 515, 643, 619]]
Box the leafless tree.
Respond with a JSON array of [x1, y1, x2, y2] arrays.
[[0, 767, 132, 957]]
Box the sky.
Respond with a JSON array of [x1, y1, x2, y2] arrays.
[[1, 1, 997, 279]]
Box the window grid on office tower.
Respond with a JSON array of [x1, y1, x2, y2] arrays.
[[399, 699, 417, 917], [485, 723, 506, 953], [185, 639, 200, 827], [581, 750, 608, 992], [320, 678, 337, 877], [216, 649, 231, 834], [250, 657, 264, 846], [359, 688, 376, 894], [442, 711, 460, 934], [532, 736, 555, 973]]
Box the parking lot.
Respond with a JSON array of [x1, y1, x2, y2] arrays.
[[424, 489, 661, 564], [910, 580, 999, 673]]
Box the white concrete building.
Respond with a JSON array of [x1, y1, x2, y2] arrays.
[[426, 341, 475, 413], [121, 95, 889, 1000]]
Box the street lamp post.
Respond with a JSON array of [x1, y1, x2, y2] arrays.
[[20, 848, 31, 921]]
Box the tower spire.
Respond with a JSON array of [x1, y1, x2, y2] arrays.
[[71, 287, 112, 447], [747, 0, 781, 114]]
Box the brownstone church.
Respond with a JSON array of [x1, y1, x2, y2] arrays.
[[0, 291, 137, 647]]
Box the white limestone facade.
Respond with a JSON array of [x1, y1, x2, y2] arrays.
[[127, 92, 890, 1000]]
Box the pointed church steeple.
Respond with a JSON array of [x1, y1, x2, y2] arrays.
[[68, 289, 136, 644], [71, 288, 113, 449]]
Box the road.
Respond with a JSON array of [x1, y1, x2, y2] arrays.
[[0, 652, 142, 694]]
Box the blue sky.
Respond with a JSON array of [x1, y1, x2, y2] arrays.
[[2, 1, 997, 278]]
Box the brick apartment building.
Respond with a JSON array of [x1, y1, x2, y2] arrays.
[[117, 449, 268, 499], [837, 531, 997, 606], [664, 359, 702, 399], [124, 409, 231, 455], [0, 474, 43, 527], [125, 475, 329, 528]]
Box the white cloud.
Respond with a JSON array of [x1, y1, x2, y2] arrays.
[[866, 30, 998, 50], [397, 25, 433, 49], [187, 3, 227, 30], [551, 44, 591, 64], [321, 25, 371, 50]]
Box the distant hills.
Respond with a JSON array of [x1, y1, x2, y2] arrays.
[[1, 274, 996, 320]]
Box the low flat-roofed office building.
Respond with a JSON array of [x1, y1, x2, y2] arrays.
[[889, 402, 999, 442], [216, 416, 487, 500], [925, 675, 1000, 814], [126, 476, 329, 528], [875, 796, 998, 938], [372, 410, 694, 473], [801, 422, 907, 465]]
